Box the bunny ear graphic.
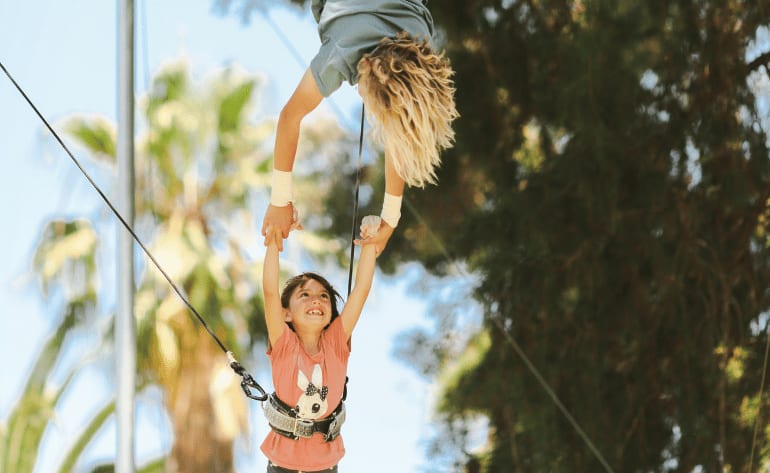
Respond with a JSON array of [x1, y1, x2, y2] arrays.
[[297, 369, 310, 390], [311, 364, 323, 386]]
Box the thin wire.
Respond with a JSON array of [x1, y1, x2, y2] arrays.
[[404, 203, 614, 472], [139, 0, 150, 92], [748, 321, 770, 472], [346, 105, 365, 297], [403, 197, 456, 265], [0, 60, 229, 356], [494, 316, 615, 472], [138, 0, 157, 221]]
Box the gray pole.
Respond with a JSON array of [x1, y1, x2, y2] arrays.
[[116, 0, 136, 472]]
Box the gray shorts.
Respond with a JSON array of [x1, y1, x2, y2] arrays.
[[266, 462, 338, 473]]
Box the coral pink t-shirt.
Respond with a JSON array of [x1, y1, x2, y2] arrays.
[[261, 317, 350, 470]]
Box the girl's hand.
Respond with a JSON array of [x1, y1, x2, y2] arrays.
[[359, 215, 381, 239], [264, 224, 283, 249], [355, 216, 393, 256], [261, 203, 302, 251]]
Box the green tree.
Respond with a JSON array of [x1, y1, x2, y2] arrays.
[[408, 2, 770, 472], [0, 220, 118, 473], [1, 219, 166, 473]]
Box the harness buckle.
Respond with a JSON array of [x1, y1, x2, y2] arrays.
[[325, 415, 340, 441], [292, 417, 315, 438], [324, 403, 345, 441], [264, 392, 345, 441]]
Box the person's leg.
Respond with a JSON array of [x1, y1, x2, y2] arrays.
[[266, 461, 295, 473], [265, 462, 338, 473]]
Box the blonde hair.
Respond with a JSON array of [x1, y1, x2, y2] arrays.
[[357, 32, 459, 188]]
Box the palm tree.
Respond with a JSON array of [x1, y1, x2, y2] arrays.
[[0, 219, 115, 473], [4, 60, 350, 472]]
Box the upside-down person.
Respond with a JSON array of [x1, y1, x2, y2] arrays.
[[262, 0, 459, 254]]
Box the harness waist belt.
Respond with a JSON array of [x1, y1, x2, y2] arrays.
[[263, 393, 346, 441]]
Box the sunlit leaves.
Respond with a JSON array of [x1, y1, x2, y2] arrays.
[[436, 328, 491, 415], [32, 219, 97, 303], [217, 80, 255, 135], [0, 309, 105, 473], [65, 116, 117, 163], [55, 401, 115, 473]]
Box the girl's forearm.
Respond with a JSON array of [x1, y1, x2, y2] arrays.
[[340, 243, 377, 337], [354, 245, 377, 291], [263, 243, 281, 297]]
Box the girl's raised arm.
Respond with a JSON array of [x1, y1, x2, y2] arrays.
[[340, 217, 380, 339], [263, 227, 285, 347]]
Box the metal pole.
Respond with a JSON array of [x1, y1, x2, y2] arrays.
[[116, 0, 136, 471]]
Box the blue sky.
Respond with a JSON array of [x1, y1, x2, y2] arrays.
[[0, 1, 464, 471]]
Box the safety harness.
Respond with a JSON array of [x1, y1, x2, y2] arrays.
[[263, 392, 346, 441]]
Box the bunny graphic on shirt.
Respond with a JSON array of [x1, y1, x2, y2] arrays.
[[295, 364, 329, 420]]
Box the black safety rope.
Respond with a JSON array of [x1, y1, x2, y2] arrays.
[[338, 104, 366, 404], [346, 104, 365, 298], [0, 59, 267, 402]]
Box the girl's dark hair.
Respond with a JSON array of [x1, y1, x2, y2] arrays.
[[280, 272, 342, 330]]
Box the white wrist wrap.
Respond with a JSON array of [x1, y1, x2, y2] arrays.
[[270, 169, 293, 207], [380, 193, 403, 228]]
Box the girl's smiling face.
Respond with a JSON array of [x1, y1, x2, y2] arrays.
[[285, 279, 333, 330]]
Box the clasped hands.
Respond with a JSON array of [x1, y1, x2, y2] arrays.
[[261, 203, 394, 255]]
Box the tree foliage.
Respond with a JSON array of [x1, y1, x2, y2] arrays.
[[210, 1, 770, 470], [272, 1, 770, 472], [1, 219, 119, 473], [409, 2, 770, 472]]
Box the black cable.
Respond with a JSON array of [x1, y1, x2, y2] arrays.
[[0, 59, 267, 401], [346, 105, 365, 297]]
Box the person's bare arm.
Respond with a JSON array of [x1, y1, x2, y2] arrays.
[[340, 233, 378, 339], [263, 226, 285, 348], [359, 152, 405, 255], [262, 68, 324, 250]]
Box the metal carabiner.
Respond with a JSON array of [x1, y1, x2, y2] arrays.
[[227, 351, 268, 402], [239, 372, 268, 401]]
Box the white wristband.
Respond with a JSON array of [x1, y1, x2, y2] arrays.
[[380, 193, 403, 228], [270, 169, 293, 207]]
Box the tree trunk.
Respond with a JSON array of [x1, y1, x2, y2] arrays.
[[166, 327, 235, 473]]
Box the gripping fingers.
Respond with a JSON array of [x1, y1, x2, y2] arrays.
[[360, 215, 382, 240], [290, 205, 303, 232], [264, 226, 284, 251]]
